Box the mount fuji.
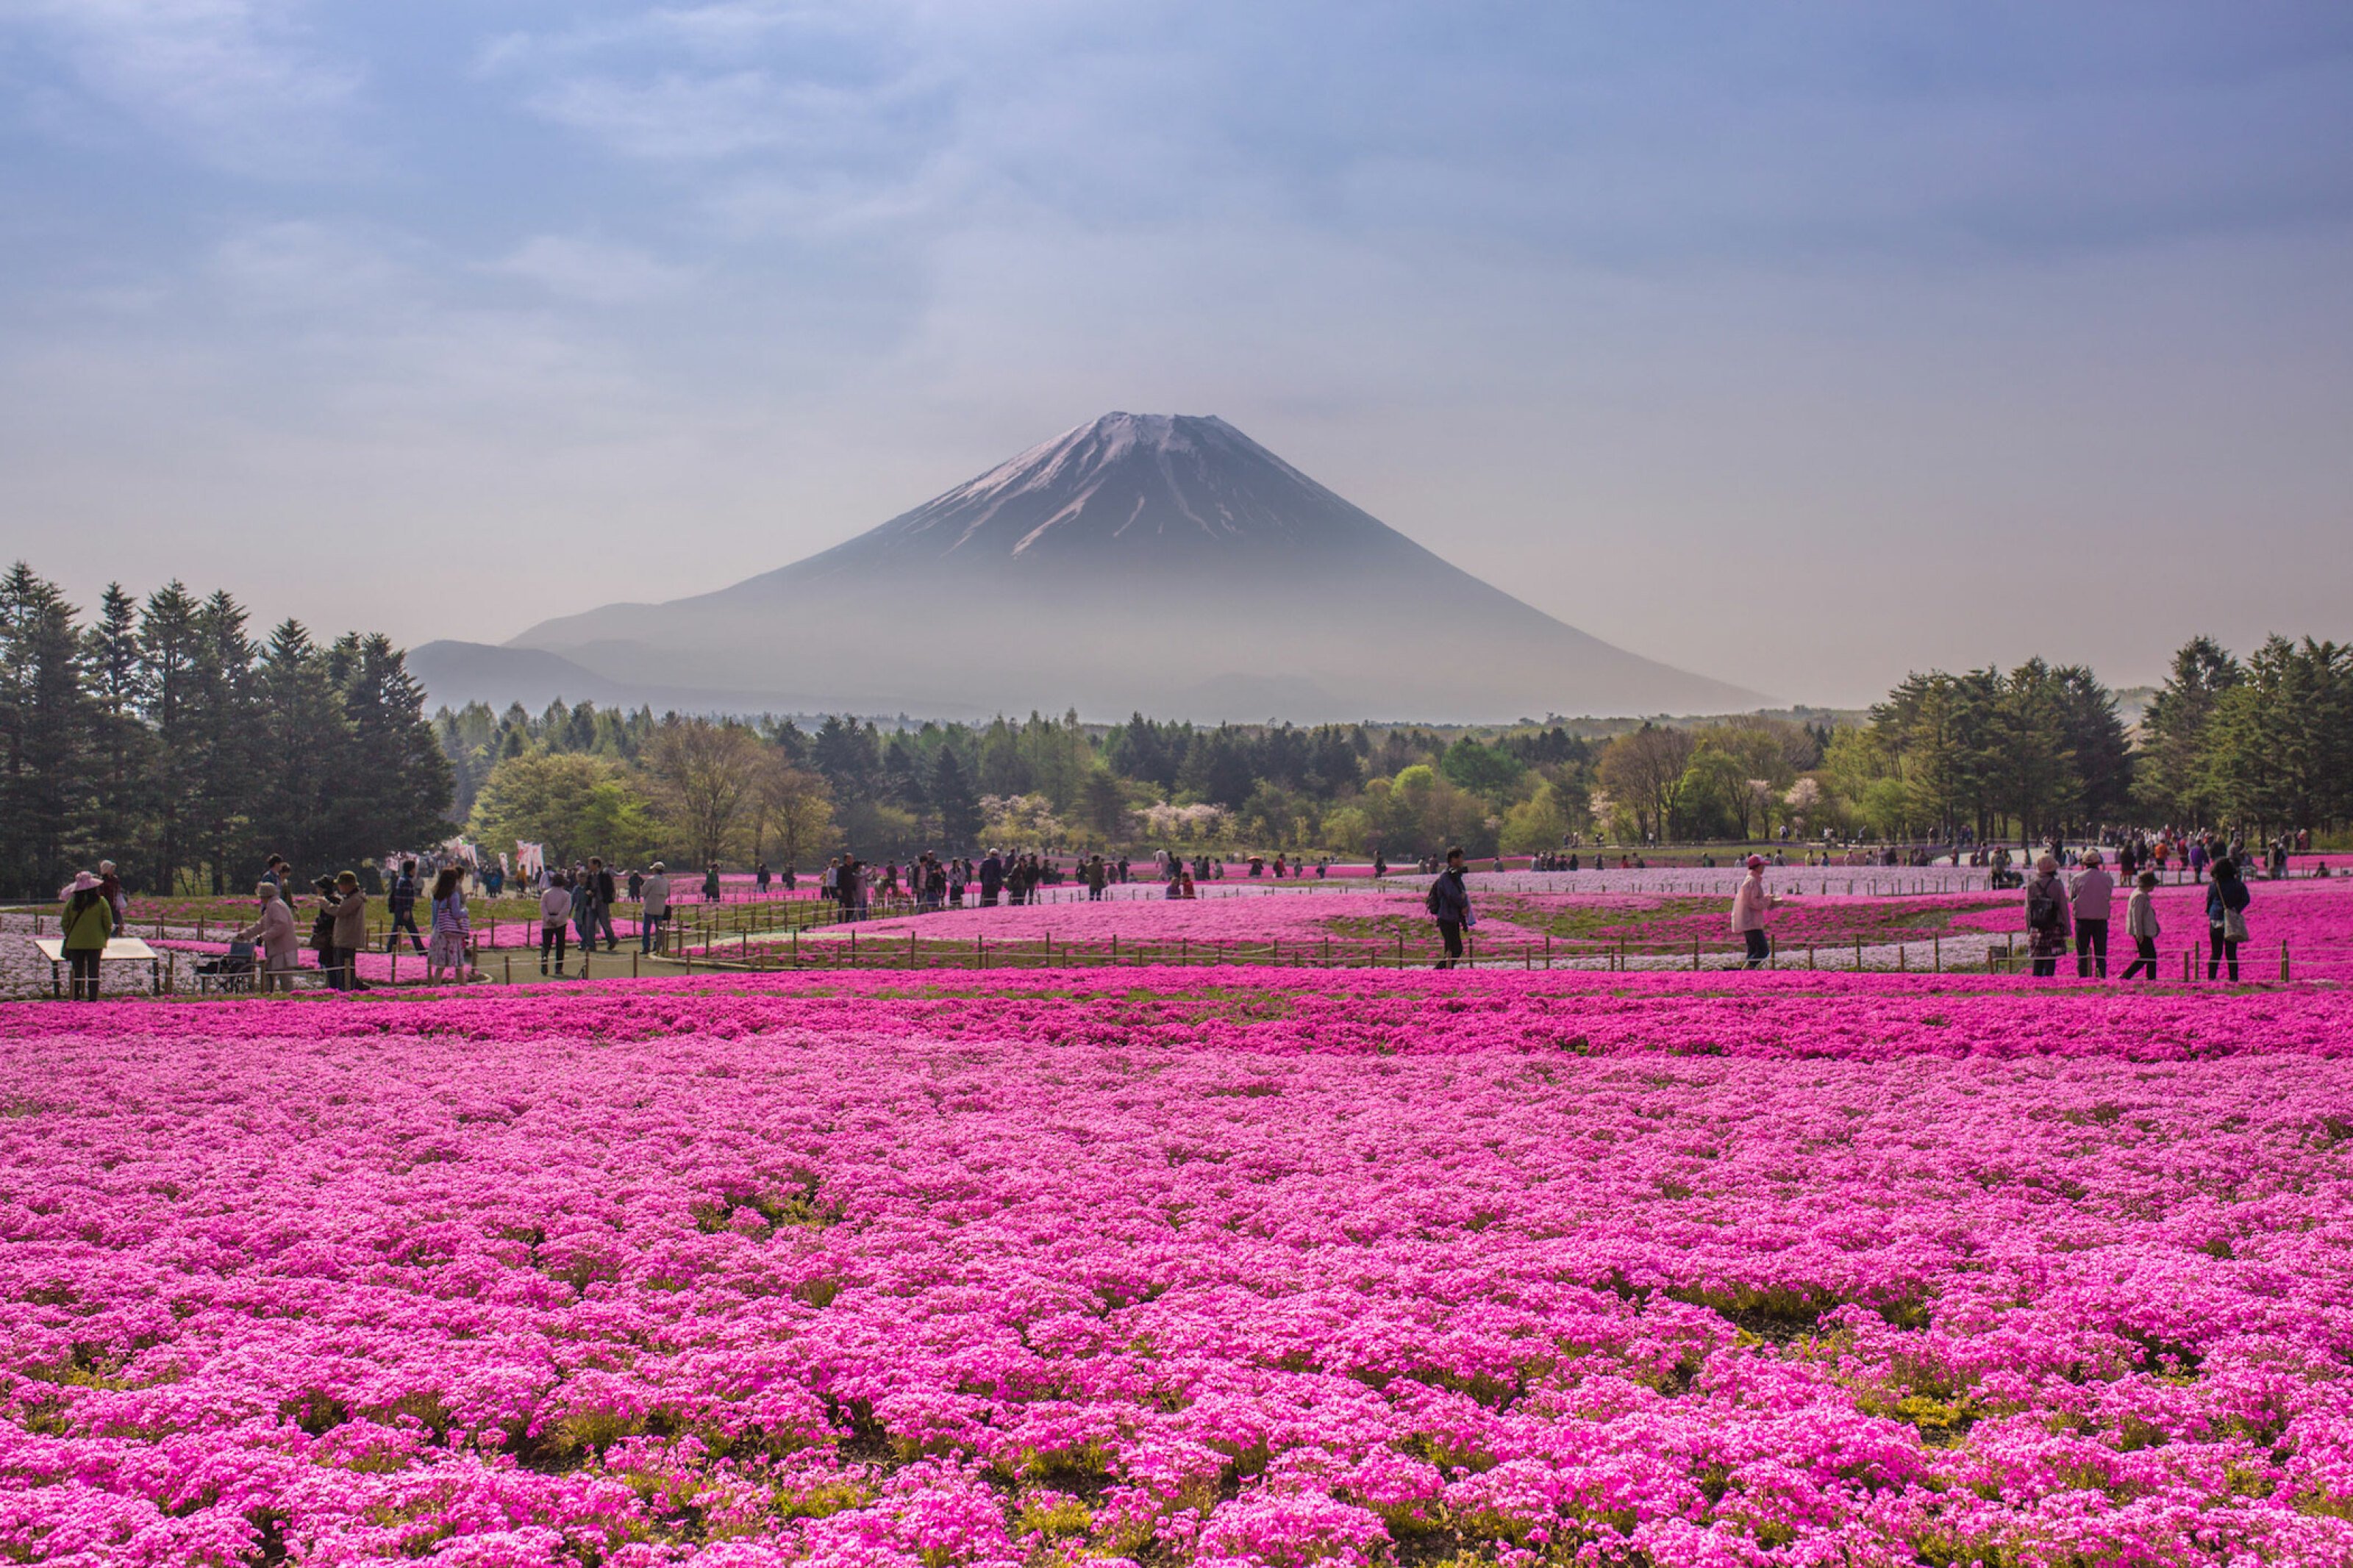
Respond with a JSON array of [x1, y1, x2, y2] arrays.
[[432, 414, 1763, 720]]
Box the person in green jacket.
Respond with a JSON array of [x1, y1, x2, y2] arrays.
[[60, 870, 114, 1000]]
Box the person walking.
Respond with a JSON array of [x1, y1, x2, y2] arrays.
[[2024, 854, 2073, 978], [326, 871, 368, 990], [235, 880, 299, 994], [2206, 857, 2252, 981], [385, 859, 426, 955], [426, 865, 476, 984], [1426, 847, 1471, 970], [639, 862, 670, 954], [1086, 854, 1107, 901], [60, 870, 114, 1000], [2069, 849, 2114, 979], [2119, 870, 2162, 981], [540, 872, 574, 975], [590, 857, 620, 951], [1730, 853, 1780, 969], [704, 862, 723, 903]]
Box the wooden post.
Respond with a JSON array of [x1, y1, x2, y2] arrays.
[[1854, 939, 1863, 971], [2280, 939, 2290, 982], [1933, 934, 1940, 973], [2183, 946, 2193, 983], [504, 953, 512, 984], [632, 951, 638, 979], [1690, 937, 1699, 972]]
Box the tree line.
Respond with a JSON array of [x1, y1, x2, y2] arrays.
[[447, 634, 2353, 867], [0, 563, 453, 898], [7, 550, 2343, 898], [1828, 637, 2352, 843]]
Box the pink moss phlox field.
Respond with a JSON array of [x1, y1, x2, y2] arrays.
[[6, 970, 2353, 1566]]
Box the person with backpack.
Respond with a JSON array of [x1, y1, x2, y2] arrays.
[[2206, 857, 2252, 981], [384, 859, 426, 955], [59, 870, 114, 1000], [2119, 870, 2161, 981], [1427, 847, 1472, 970], [2069, 848, 2114, 978], [2024, 854, 2073, 978]]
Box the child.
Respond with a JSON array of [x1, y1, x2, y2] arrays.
[[2119, 870, 2161, 981]]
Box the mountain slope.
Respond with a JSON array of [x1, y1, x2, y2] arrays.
[[507, 413, 1764, 720]]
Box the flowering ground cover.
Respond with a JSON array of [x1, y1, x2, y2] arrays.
[[5, 970, 2352, 1566]]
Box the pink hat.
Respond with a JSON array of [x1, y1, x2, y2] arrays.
[[1746, 854, 1765, 870], [64, 871, 101, 894]]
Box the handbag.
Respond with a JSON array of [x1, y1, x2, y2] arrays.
[[2223, 909, 2249, 944]]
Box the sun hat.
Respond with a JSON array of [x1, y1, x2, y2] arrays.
[[2082, 849, 2103, 865], [66, 870, 101, 893], [1746, 854, 1765, 870]]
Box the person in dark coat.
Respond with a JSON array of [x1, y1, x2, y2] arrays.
[[1427, 847, 1471, 970]]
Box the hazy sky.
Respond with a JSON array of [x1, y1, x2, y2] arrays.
[[4, 1, 2350, 707]]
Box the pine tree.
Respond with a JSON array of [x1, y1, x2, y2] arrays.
[[83, 582, 152, 858], [138, 581, 203, 892], [932, 746, 982, 848], [0, 565, 92, 894]]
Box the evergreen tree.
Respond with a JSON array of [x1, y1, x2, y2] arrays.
[[332, 631, 456, 863], [0, 565, 91, 893], [931, 746, 982, 849], [83, 582, 151, 856], [137, 581, 204, 891]]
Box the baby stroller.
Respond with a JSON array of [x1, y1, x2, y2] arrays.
[[195, 940, 257, 993]]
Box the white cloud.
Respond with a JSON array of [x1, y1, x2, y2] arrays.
[[0, 0, 363, 176]]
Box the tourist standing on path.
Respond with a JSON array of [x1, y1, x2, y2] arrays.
[[327, 871, 368, 991], [1427, 847, 1471, 970], [572, 864, 601, 957], [2024, 855, 2073, 978], [539, 872, 574, 975], [1731, 853, 1780, 969], [236, 881, 299, 994], [2069, 850, 2114, 979], [703, 862, 722, 903], [2120, 870, 2161, 981], [385, 859, 426, 955], [838, 857, 865, 922], [590, 858, 619, 951], [1086, 855, 1107, 901], [2206, 858, 2252, 981], [639, 862, 670, 954], [60, 870, 114, 1001], [426, 866, 476, 984], [979, 850, 1004, 906]]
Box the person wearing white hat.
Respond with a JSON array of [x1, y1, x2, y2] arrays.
[[1730, 853, 1782, 970]]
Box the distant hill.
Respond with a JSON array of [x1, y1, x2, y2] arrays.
[[493, 413, 1765, 723]]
